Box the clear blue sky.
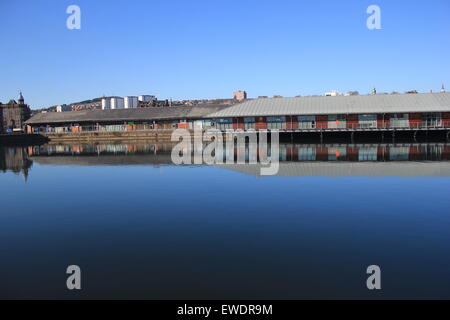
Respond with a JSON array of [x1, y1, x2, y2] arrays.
[[1, 0, 449, 109]]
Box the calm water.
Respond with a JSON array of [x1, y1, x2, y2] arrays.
[[1, 142, 450, 299]]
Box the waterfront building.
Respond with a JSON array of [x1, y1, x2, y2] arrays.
[[124, 96, 138, 109], [0, 92, 31, 133], [25, 92, 450, 134], [25, 105, 228, 132], [208, 92, 450, 131]]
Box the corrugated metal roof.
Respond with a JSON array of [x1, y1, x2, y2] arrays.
[[209, 93, 450, 118], [25, 104, 228, 125]]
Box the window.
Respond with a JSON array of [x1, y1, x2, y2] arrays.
[[328, 147, 347, 161], [422, 113, 442, 128], [216, 118, 233, 130], [244, 117, 256, 130], [420, 145, 442, 161], [298, 116, 315, 129], [298, 146, 316, 161], [266, 117, 286, 130], [389, 147, 410, 161], [328, 115, 346, 129], [390, 114, 409, 128], [358, 114, 377, 128], [358, 147, 378, 161]]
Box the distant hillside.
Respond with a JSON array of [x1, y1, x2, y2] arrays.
[[32, 97, 103, 115]]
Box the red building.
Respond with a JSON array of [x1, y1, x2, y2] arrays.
[[209, 92, 450, 132]]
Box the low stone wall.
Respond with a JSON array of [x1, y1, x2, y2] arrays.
[[43, 130, 196, 142]]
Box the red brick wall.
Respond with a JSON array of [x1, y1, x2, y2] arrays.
[[316, 115, 328, 129], [409, 146, 422, 161], [286, 116, 298, 129], [443, 146, 450, 160], [346, 114, 358, 129], [347, 147, 358, 161], [315, 146, 328, 161], [233, 118, 244, 130], [409, 113, 422, 128], [256, 117, 266, 130], [377, 114, 389, 128], [285, 145, 294, 160], [377, 146, 388, 161], [443, 113, 450, 127]]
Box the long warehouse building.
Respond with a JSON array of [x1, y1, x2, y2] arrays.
[[208, 92, 450, 131], [25, 105, 228, 133], [25, 92, 450, 133]]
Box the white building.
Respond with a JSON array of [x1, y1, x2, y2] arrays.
[[124, 96, 138, 109], [101, 98, 111, 110], [56, 105, 72, 112], [138, 95, 155, 102], [325, 90, 340, 97], [110, 97, 124, 109]]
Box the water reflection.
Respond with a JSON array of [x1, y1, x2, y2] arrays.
[[2, 141, 450, 299], [1, 142, 445, 177], [0, 146, 33, 180]]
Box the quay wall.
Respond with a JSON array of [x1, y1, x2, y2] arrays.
[[43, 130, 201, 142], [41, 128, 450, 144], [0, 133, 49, 145]]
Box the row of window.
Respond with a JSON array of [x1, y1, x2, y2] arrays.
[[215, 113, 445, 129], [31, 113, 447, 133]]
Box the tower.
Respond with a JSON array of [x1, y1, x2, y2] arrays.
[[18, 91, 24, 105]]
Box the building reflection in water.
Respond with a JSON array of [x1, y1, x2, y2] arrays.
[[14, 142, 449, 177], [2, 142, 450, 179], [0, 146, 33, 180], [27, 143, 450, 162]]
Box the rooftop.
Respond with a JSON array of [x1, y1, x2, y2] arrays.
[[25, 104, 229, 125], [208, 92, 450, 118]]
